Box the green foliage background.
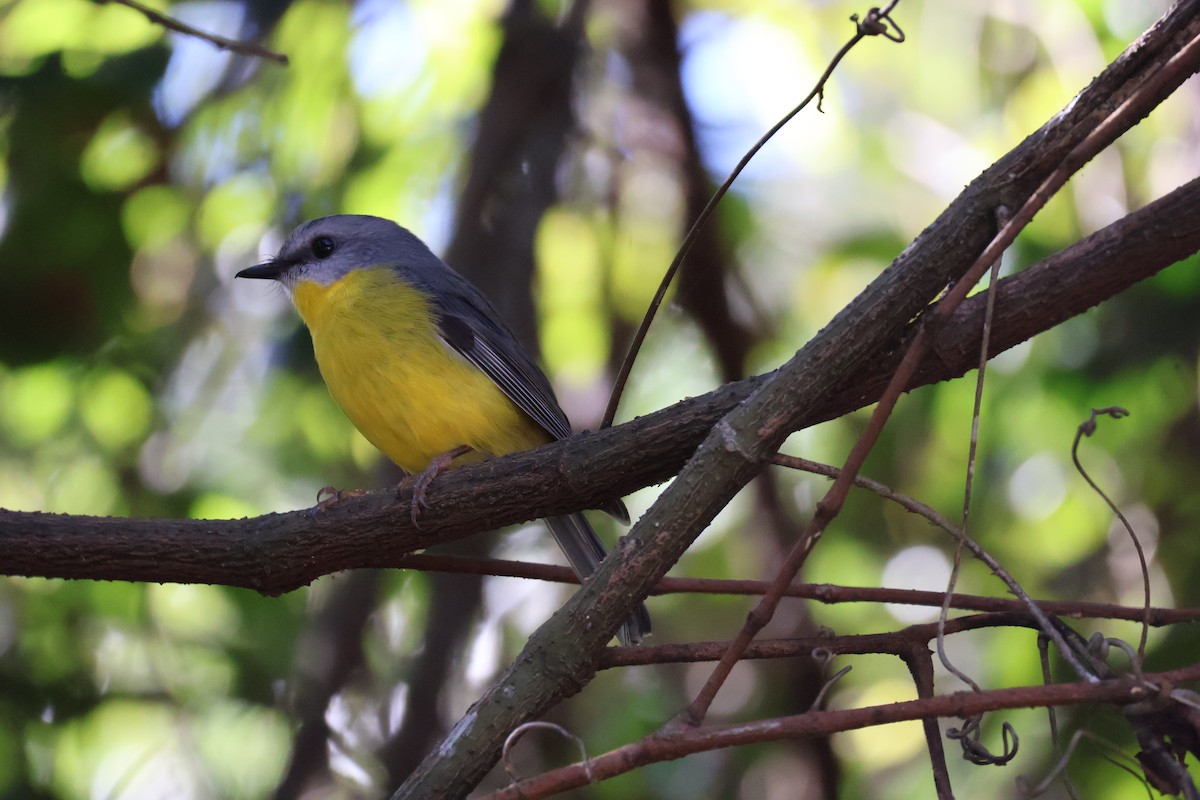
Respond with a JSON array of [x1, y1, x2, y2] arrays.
[[0, 0, 1197, 797]]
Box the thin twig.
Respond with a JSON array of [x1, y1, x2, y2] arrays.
[[670, 7, 914, 726], [101, 0, 289, 64], [1072, 407, 1150, 657], [682, 288, 931, 724], [934, 205, 1013, 766], [937, 204, 1010, 691], [502, 722, 593, 785], [599, 1, 904, 429], [398, 551, 1196, 625], [603, 612, 1041, 669], [1017, 729, 1153, 800], [1038, 634, 1084, 800], [482, 663, 1200, 800]]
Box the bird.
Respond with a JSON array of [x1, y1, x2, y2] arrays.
[[236, 214, 651, 646]]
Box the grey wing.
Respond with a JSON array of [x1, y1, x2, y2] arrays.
[[424, 266, 630, 523], [429, 274, 573, 442]]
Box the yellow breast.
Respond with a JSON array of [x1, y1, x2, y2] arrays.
[[291, 267, 548, 473]]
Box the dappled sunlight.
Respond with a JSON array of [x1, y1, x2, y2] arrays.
[[0, 0, 1196, 797]]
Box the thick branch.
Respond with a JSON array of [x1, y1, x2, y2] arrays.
[[1, 169, 1197, 594], [394, 4, 1200, 797]]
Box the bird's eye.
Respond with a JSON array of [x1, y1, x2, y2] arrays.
[[311, 236, 336, 259]]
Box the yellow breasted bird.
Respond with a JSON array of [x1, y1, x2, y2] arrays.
[[237, 214, 651, 646]]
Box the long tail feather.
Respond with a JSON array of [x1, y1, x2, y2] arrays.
[[544, 513, 651, 646]]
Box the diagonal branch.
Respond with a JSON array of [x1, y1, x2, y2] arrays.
[[391, 4, 1200, 796]]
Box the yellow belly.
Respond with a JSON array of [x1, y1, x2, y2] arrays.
[[292, 268, 548, 473]]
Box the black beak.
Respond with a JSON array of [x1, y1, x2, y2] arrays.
[[236, 259, 289, 280]]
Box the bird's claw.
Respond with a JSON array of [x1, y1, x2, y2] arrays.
[[400, 445, 471, 527], [409, 482, 432, 527], [404, 462, 442, 528], [310, 485, 365, 516]]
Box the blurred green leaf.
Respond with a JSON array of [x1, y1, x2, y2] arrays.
[[79, 111, 159, 191], [0, 362, 75, 447]]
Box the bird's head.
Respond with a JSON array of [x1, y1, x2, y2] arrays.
[[237, 215, 438, 294]]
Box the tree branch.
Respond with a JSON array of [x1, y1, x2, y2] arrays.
[[2, 170, 1197, 592], [395, 554, 1200, 627], [484, 662, 1200, 800], [392, 4, 1200, 796], [102, 0, 289, 64]]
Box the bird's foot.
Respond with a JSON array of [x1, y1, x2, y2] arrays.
[[401, 445, 473, 526], [311, 485, 366, 515]]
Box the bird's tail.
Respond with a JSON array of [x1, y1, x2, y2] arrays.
[[544, 513, 652, 646]]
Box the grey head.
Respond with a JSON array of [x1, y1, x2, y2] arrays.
[[236, 215, 444, 293]]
